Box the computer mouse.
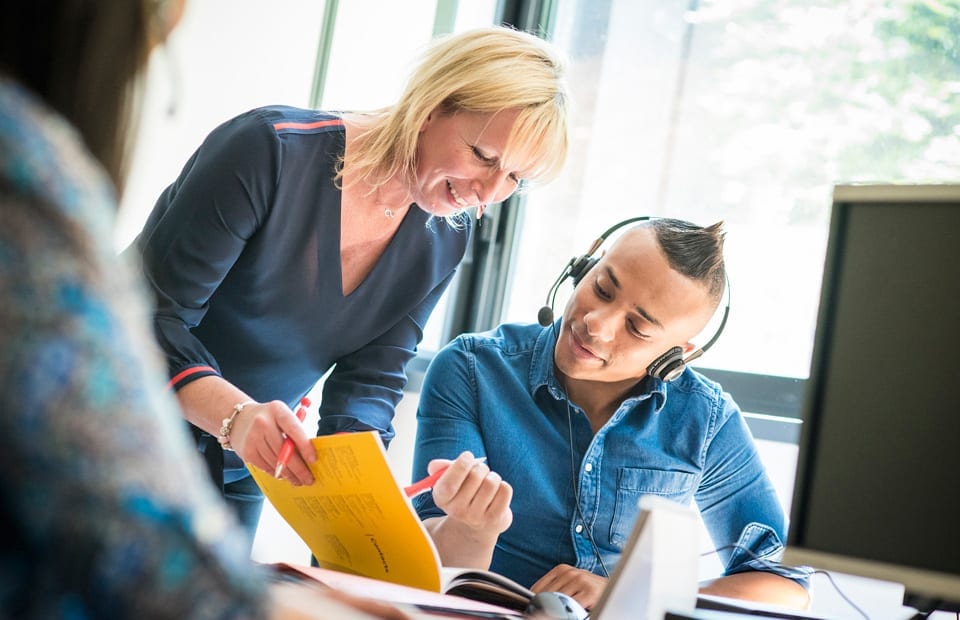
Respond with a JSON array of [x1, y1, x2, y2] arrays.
[[524, 591, 589, 620]]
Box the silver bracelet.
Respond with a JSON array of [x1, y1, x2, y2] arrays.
[[217, 400, 255, 451]]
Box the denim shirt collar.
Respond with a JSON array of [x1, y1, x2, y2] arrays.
[[528, 321, 669, 413]]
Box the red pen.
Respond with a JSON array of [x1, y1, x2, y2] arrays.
[[274, 397, 311, 478], [404, 457, 486, 497]]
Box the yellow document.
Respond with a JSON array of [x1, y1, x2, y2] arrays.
[[248, 431, 444, 591]]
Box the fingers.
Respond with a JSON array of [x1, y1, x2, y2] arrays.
[[273, 404, 317, 485], [427, 458, 455, 476], [234, 401, 316, 485], [530, 564, 607, 610], [276, 406, 318, 463], [431, 452, 487, 505], [530, 564, 567, 593], [433, 452, 513, 534]]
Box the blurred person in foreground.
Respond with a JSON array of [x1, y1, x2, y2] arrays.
[[0, 2, 408, 618]]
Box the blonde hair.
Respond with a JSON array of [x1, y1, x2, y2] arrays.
[[342, 26, 569, 192]]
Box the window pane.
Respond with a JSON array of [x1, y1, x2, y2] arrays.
[[321, 2, 438, 111], [504, 0, 960, 378], [118, 0, 328, 249]]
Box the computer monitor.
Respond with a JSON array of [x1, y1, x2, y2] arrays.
[[784, 184, 960, 614]]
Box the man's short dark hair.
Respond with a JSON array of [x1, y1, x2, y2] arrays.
[[644, 218, 726, 304]]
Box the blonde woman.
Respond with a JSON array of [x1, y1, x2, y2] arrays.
[[127, 26, 570, 546]]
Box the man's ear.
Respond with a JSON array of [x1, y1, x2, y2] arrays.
[[681, 341, 698, 356]]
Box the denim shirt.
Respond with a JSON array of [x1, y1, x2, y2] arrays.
[[413, 322, 809, 589]]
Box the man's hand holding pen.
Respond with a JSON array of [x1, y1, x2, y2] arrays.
[[426, 452, 513, 536]]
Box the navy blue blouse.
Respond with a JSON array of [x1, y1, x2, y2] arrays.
[[128, 106, 472, 445]]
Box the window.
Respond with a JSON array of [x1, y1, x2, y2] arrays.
[[503, 0, 960, 379], [118, 0, 329, 249], [489, 4, 958, 547]]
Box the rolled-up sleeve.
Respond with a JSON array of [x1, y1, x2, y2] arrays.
[[697, 395, 812, 588], [410, 336, 487, 520]]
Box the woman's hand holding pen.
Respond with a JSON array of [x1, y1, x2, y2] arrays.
[[231, 400, 317, 486]]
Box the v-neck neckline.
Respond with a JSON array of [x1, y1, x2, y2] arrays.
[[335, 200, 423, 298]]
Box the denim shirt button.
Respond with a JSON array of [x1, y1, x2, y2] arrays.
[[575, 524, 583, 534], [584, 463, 593, 472]]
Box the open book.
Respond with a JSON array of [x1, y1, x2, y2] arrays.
[[247, 431, 534, 612]]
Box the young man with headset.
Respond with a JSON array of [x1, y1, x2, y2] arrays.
[[411, 217, 811, 611]]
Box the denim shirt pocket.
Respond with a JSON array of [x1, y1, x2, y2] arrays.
[[610, 467, 697, 547]]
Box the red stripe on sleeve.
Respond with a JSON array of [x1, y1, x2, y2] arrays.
[[167, 365, 218, 389], [272, 119, 344, 131]]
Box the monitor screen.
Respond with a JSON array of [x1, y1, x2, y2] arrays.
[[784, 184, 960, 613]]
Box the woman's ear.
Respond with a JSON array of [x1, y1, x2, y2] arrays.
[[419, 111, 434, 134]]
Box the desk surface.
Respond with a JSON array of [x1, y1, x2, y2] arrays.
[[699, 571, 956, 620], [271, 573, 956, 620]]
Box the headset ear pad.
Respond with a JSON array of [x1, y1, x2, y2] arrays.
[[570, 256, 599, 286], [646, 346, 685, 381]]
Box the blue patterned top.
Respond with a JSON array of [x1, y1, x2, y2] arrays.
[[0, 76, 268, 617]]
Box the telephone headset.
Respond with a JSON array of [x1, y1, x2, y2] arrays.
[[539, 216, 731, 578], [537, 215, 730, 383]]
